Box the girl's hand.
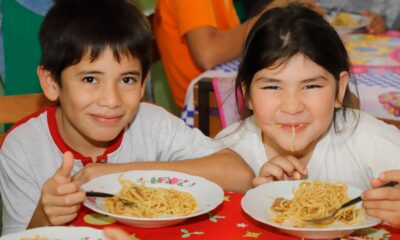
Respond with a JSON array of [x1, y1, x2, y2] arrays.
[[361, 10, 386, 34], [362, 170, 400, 228], [253, 155, 308, 187], [40, 151, 85, 225]]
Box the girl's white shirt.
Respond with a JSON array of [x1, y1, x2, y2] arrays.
[[216, 109, 400, 190]]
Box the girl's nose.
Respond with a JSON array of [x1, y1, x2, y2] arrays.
[[280, 92, 305, 115], [98, 84, 122, 108]]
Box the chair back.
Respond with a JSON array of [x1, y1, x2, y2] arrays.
[[0, 93, 53, 143]]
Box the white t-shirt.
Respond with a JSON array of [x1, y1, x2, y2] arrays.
[[216, 109, 400, 190], [0, 103, 223, 235]]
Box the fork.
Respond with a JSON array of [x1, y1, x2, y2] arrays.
[[303, 181, 397, 223], [86, 191, 136, 205]]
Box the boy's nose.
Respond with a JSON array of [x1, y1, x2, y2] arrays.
[[280, 92, 305, 115], [98, 85, 122, 108]]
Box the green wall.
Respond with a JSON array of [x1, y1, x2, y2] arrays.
[[151, 61, 179, 115], [3, 0, 43, 95]]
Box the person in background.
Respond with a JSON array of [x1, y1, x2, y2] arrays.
[[318, 0, 400, 34], [0, 0, 253, 235], [216, 3, 400, 227], [152, 0, 323, 109]]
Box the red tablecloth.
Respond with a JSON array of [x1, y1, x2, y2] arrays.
[[70, 192, 400, 240]]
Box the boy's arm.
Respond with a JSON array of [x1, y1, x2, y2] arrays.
[[73, 148, 254, 193]]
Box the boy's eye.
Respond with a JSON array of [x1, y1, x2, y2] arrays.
[[82, 76, 97, 84], [121, 77, 137, 84]]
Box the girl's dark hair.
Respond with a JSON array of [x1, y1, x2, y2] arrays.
[[236, 3, 358, 131], [39, 0, 153, 85]]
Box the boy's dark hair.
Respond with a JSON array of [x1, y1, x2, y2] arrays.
[[236, 3, 358, 132], [39, 0, 153, 85]]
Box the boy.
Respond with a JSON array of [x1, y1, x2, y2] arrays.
[[0, 0, 253, 235]]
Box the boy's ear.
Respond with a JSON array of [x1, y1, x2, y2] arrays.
[[140, 73, 149, 99], [37, 65, 60, 101], [335, 71, 349, 108]]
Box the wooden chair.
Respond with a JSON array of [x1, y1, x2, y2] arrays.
[[0, 93, 53, 143]]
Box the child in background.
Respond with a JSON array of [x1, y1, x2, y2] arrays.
[[0, 0, 253, 235], [216, 3, 400, 227]]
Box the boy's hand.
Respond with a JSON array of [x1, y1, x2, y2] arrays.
[[253, 155, 308, 187], [361, 10, 386, 34], [362, 170, 400, 228], [40, 151, 85, 225], [72, 162, 119, 184]]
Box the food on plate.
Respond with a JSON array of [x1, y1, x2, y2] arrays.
[[104, 176, 198, 218], [270, 181, 365, 227], [330, 12, 360, 28], [20, 236, 49, 240]]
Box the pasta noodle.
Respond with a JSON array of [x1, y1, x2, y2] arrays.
[[270, 181, 364, 227], [330, 12, 359, 28], [290, 125, 295, 152], [103, 176, 198, 218]]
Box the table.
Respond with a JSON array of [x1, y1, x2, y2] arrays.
[[182, 31, 400, 137], [70, 192, 400, 240]]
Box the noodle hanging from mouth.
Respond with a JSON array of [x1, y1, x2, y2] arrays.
[[103, 176, 198, 218], [290, 125, 295, 152], [270, 181, 364, 227]]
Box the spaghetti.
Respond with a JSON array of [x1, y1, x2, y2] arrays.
[[270, 181, 364, 227], [330, 12, 359, 28], [103, 176, 198, 218], [290, 125, 295, 152]]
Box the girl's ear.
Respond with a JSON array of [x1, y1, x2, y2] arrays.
[[37, 66, 60, 101], [335, 71, 349, 108], [241, 83, 253, 110]]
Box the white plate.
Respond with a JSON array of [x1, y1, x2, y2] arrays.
[[0, 226, 104, 240], [82, 170, 224, 228], [325, 12, 369, 35], [241, 180, 381, 239]]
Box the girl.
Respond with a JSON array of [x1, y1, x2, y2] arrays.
[[216, 3, 400, 227]]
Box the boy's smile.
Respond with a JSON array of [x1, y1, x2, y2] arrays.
[[248, 54, 348, 157], [42, 47, 145, 157]]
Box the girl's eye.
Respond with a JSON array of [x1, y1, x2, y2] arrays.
[[121, 77, 137, 84], [303, 84, 321, 90], [82, 76, 97, 84]]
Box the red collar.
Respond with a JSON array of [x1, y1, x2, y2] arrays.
[[47, 106, 123, 165]]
